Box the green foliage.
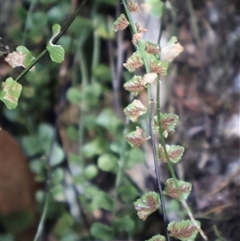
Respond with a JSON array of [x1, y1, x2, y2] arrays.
[[16, 45, 35, 67], [52, 212, 75, 238], [118, 182, 139, 202], [1, 210, 34, 234], [51, 184, 65, 201], [163, 178, 192, 201], [68, 16, 92, 38], [82, 137, 109, 158], [146, 234, 166, 241], [154, 113, 179, 137], [92, 64, 112, 83], [1, 1, 205, 240], [52, 168, 65, 184], [124, 148, 145, 168], [39, 0, 58, 3], [166, 200, 188, 220], [0, 234, 14, 241], [113, 215, 135, 233], [159, 144, 185, 163], [91, 191, 114, 211], [0, 77, 22, 109], [66, 86, 82, 104], [90, 223, 113, 240], [97, 153, 118, 173], [28, 12, 48, 30], [83, 164, 98, 179], [134, 192, 160, 221], [96, 0, 117, 6], [96, 108, 124, 136], [38, 123, 64, 166], [47, 2, 71, 24], [21, 135, 41, 156], [94, 15, 115, 39], [167, 220, 200, 241], [123, 51, 143, 72], [46, 24, 65, 63], [145, 0, 164, 18]]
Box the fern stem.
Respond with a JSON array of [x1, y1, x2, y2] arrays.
[[15, 49, 46, 82], [33, 191, 50, 241], [113, 108, 131, 218], [122, 1, 170, 240], [156, 76, 207, 240], [149, 97, 171, 241]]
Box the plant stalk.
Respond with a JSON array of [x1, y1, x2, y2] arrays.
[[156, 78, 207, 240], [122, 1, 170, 240]]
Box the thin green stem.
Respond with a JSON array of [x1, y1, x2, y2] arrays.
[[33, 191, 50, 241], [156, 77, 180, 194], [182, 199, 208, 240], [77, 46, 88, 155], [122, 2, 137, 33], [89, 4, 100, 83], [149, 97, 171, 241], [113, 104, 131, 218], [52, 0, 86, 44], [213, 225, 227, 241], [78, 47, 89, 87], [15, 49, 46, 82], [91, 31, 100, 82], [115, 122, 130, 189]]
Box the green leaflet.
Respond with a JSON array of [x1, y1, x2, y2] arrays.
[[168, 220, 200, 241], [134, 192, 160, 221], [0, 77, 22, 109], [163, 178, 192, 201], [16, 45, 35, 67], [46, 24, 65, 63], [145, 234, 166, 241]]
